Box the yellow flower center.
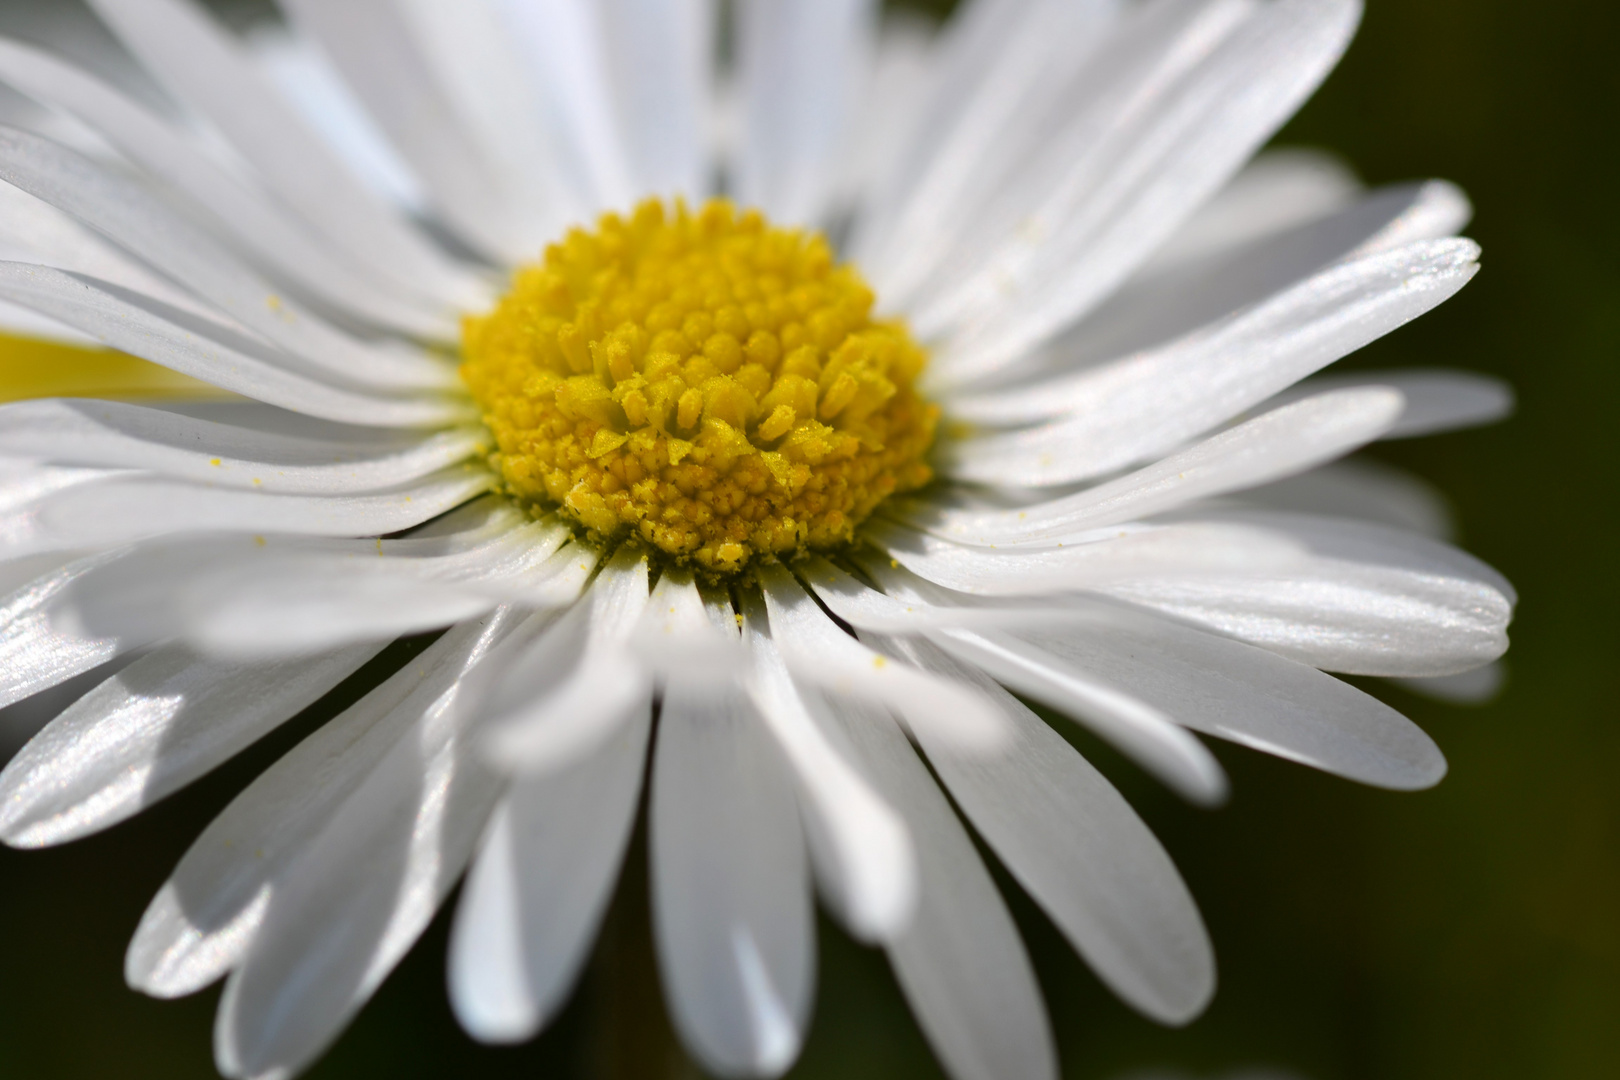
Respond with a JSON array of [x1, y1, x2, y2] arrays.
[[460, 198, 938, 575]]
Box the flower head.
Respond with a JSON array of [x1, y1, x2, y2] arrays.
[[0, 2, 1514, 1079]]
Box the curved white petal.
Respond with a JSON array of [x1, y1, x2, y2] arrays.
[[651, 674, 813, 1078], [485, 0, 634, 211], [478, 548, 653, 773], [918, 0, 1365, 380], [905, 388, 1402, 547], [0, 642, 381, 847], [1393, 662, 1504, 706], [448, 704, 649, 1045], [1003, 599, 1447, 789], [1030, 177, 1471, 390], [83, 0, 487, 307], [865, 518, 1306, 597], [853, 0, 1120, 281], [213, 643, 509, 1080], [1139, 146, 1364, 273], [740, 592, 917, 944], [939, 239, 1478, 486], [882, 633, 1216, 1025], [180, 543, 593, 659], [596, 0, 715, 202], [55, 523, 588, 656], [829, 10, 935, 211], [391, 0, 572, 234], [277, 0, 521, 262], [125, 610, 516, 1000], [0, 263, 470, 427], [819, 686, 1058, 1080], [1233, 457, 1454, 540], [628, 567, 748, 681], [926, 624, 1229, 806], [0, 170, 230, 327], [0, 399, 483, 495], [1268, 368, 1515, 440], [9, 468, 493, 561], [1098, 511, 1514, 676], [0, 125, 457, 393], [0, 549, 126, 710], [0, 36, 458, 337], [758, 564, 1009, 752], [735, 0, 878, 225]]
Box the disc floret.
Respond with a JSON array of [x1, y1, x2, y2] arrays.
[[461, 198, 938, 575]]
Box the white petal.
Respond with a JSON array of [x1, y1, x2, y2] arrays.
[[246, 26, 427, 215], [1139, 146, 1363, 273], [735, 0, 878, 225], [10, 468, 493, 561], [943, 240, 1477, 486], [907, 387, 1402, 547], [478, 548, 653, 772], [0, 398, 483, 495], [651, 677, 812, 1078], [0, 642, 381, 847], [0, 125, 457, 393], [881, 634, 1215, 1025], [1268, 368, 1515, 439], [0, 37, 459, 337], [0, 168, 230, 327], [0, 549, 126, 710], [917, 0, 1365, 378], [852, 0, 1118, 281], [926, 625, 1229, 806], [0, 295, 98, 345], [277, 0, 522, 262], [829, 11, 936, 212], [740, 591, 916, 944], [390, 0, 573, 235], [817, 686, 1058, 1080], [1233, 457, 1454, 540], [83, 0, 487, 307], [0, 263, 470, 427], [946, 226, 1473, 470], [448, 706, 651, 1043], [865, 518, 1307, 597], [628, 567, 747, 681], [485, 0, 636, 211], [125, 610, 516, 999], [57, 524, 588, 656], [0, 0, 175, 114], [180, 543, 592, 659], [1098, 511, 1514, 676], [870, 0, 1253, 305], [945, 179, 1470, 408], [1001, 599, 1447, 789], [595, 0, 716, 201], [1392, 662, 1504, 706], [213, 651, 508, 1080], [758, 563, 1009, 753]]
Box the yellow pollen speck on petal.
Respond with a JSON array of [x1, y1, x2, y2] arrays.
[[460, 197, 939, 576]]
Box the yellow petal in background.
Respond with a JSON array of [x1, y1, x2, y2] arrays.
[[0, 333, 229, 403]]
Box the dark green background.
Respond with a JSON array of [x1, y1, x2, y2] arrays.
[[1, 0, 1616, 1077]]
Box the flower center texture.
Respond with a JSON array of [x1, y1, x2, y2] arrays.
[[461, 198, 939, 575]]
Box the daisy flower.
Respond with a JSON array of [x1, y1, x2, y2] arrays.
[[0, 1, 1515, 1079]]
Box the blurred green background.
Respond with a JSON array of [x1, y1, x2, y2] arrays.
[[0, 0, 1616, 1077]]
